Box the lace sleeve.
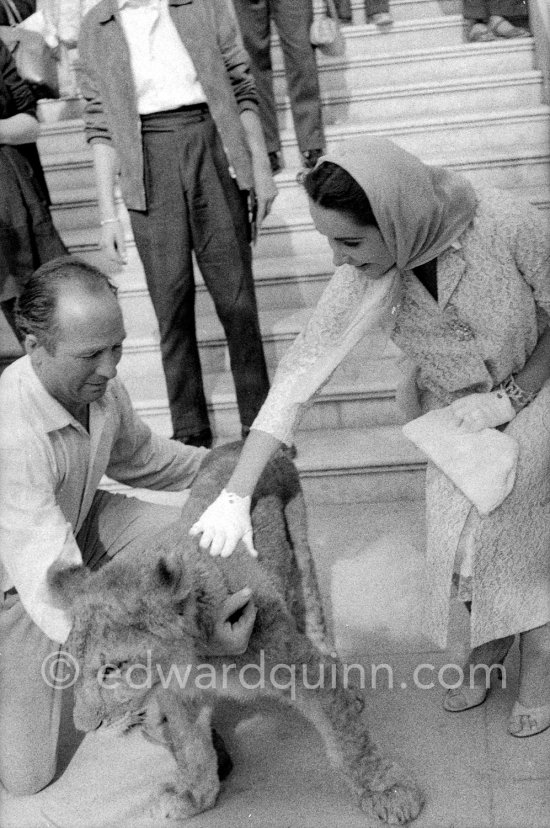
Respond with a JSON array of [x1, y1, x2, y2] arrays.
[[252, 265, 399, 443]]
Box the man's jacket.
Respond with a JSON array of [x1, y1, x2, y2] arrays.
[[77, 0, 259, 210]]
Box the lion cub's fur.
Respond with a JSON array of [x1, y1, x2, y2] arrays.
[[50, 443, 423, 825]]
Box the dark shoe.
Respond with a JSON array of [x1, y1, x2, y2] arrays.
[[268, 151, 283, 175], [173, 427, 213, 449], [241, 425, 250, 441], [282, 442, 297, 459], [211, 728, 233, 781], [301, 149, 324, 169]]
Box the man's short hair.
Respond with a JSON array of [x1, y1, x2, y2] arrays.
[[15, 256, 118, 354]]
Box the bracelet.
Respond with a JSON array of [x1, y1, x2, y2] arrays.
[[498, 375, 537, 412], [100, 217, 119, 226]]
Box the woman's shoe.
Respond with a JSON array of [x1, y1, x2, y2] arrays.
[[489, 15, 530, 38], [443, 685, 489, 711], [508, 701, 550, 737], [465, 21, 495, 42]]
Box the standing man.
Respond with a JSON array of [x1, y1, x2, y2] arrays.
[[77, 0, 277, 449], [0, 257, 256, 796], [231, 0, 325, 175]]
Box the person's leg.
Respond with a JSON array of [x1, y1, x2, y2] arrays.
[[0, 591, 64, 795], [232, 0, 280, 155], [272, 0, 325, 157], [183, 117, 270, 432], [364, 0, 391, 20], [444, 634, 515, 711], [333, 0, 352, 21], [508, 622, 550, 736], [128, 119, 211, 444], [463, 0, 490, 20]]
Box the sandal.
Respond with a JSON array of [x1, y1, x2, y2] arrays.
[[465, 21, 495, 42], [508, 701, 550, 737], [489, 15, 530, 38], [444, 685, 489, 712]]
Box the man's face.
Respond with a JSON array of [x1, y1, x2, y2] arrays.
[[30, 284, 126, 414]]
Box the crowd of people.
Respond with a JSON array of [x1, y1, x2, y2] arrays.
[[0, 0, 547, 811]]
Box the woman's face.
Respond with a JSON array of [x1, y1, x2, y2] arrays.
[[309, 199, 395, 280]]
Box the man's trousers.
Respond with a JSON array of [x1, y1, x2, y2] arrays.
[[129, 105, 270, 440], [232, 0, 324, 155]]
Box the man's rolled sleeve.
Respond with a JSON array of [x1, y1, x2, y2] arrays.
[[106, 380, 208, 490], [213, 0, 259, 115]]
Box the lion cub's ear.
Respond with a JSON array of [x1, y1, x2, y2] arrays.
[[155, 556, 192, 616], [47, 562, 92, 610]]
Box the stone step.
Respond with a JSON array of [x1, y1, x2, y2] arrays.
[[278, 71, 543, 134], [36, 41, 537, 191], [272, 17, 466, 64], [123, 355, 404, 439], [101, 425, 427, 504], [312, 0, 462, 22], [277, 106, 550, 170]]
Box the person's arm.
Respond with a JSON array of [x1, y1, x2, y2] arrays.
[[76, 30, 127, 265], [0, 41, 39, 144], [91, 141, 127, 266], [0, 112, 39, 144], [451, 196, 550, 432], [211, 0, 277, 233], [190, 265, 399, 556], [0, 427, 82, 643], [239, 108, 277, 238], [106, 379, 208, 491]]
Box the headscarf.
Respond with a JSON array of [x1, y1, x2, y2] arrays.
[[319, 136, 478, 271]]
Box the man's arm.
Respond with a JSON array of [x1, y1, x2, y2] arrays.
[[91, 141, 127, 267], [0, 428, 81, 643]]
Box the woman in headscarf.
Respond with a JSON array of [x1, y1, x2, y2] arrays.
[[190, 136, 550, 739], [0, 39, 66, 337]]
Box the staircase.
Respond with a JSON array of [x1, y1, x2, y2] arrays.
[[2, 0, 549, 505]]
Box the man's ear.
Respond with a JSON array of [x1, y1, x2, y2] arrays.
[[48, 561, 91, 610]]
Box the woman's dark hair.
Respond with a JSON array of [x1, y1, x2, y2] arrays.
[[300, 162, 378, 227], [15, 255, 118, 353]]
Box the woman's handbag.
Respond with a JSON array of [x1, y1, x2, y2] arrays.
[[310, 0, 346, 58], [0, 0, 59, 98]]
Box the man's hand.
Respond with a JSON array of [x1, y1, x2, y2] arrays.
[[450, 391, 515, 432], [189, 488, 257, 558], [100, 219, 127, 267], [250, 168, 277, 240], [208, 588, 257, 656]]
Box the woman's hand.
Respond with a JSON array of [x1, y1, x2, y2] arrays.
[[450, 391, 515, 432], [207, 588, 257, 656], [189, 489, 258, 558]]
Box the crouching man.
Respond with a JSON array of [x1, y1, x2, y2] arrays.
[[0, 256, 255, 796]]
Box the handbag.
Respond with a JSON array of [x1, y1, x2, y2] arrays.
[[0, 0, 59, 99], [310, 0, 346, 58]]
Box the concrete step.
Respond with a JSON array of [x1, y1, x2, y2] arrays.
[[36, 41, 537, 192], [101, 424, 427, 504], [276, 106, 550, 170], [293, 426, 426, 504], [123, 355, 404, 438], [278, 71, 544, 133], [312, 0, 462, 22], [272, 17, 467, 65]]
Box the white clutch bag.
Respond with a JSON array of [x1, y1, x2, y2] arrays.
[[402, 406, 519, 514]]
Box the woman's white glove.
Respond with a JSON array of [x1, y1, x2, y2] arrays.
[[189, 489, 258, 559], [449, 391, 515, 432]]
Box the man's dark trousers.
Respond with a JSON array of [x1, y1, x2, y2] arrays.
[[128, 106, 270, 440], [232, 0, 324, 155]]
